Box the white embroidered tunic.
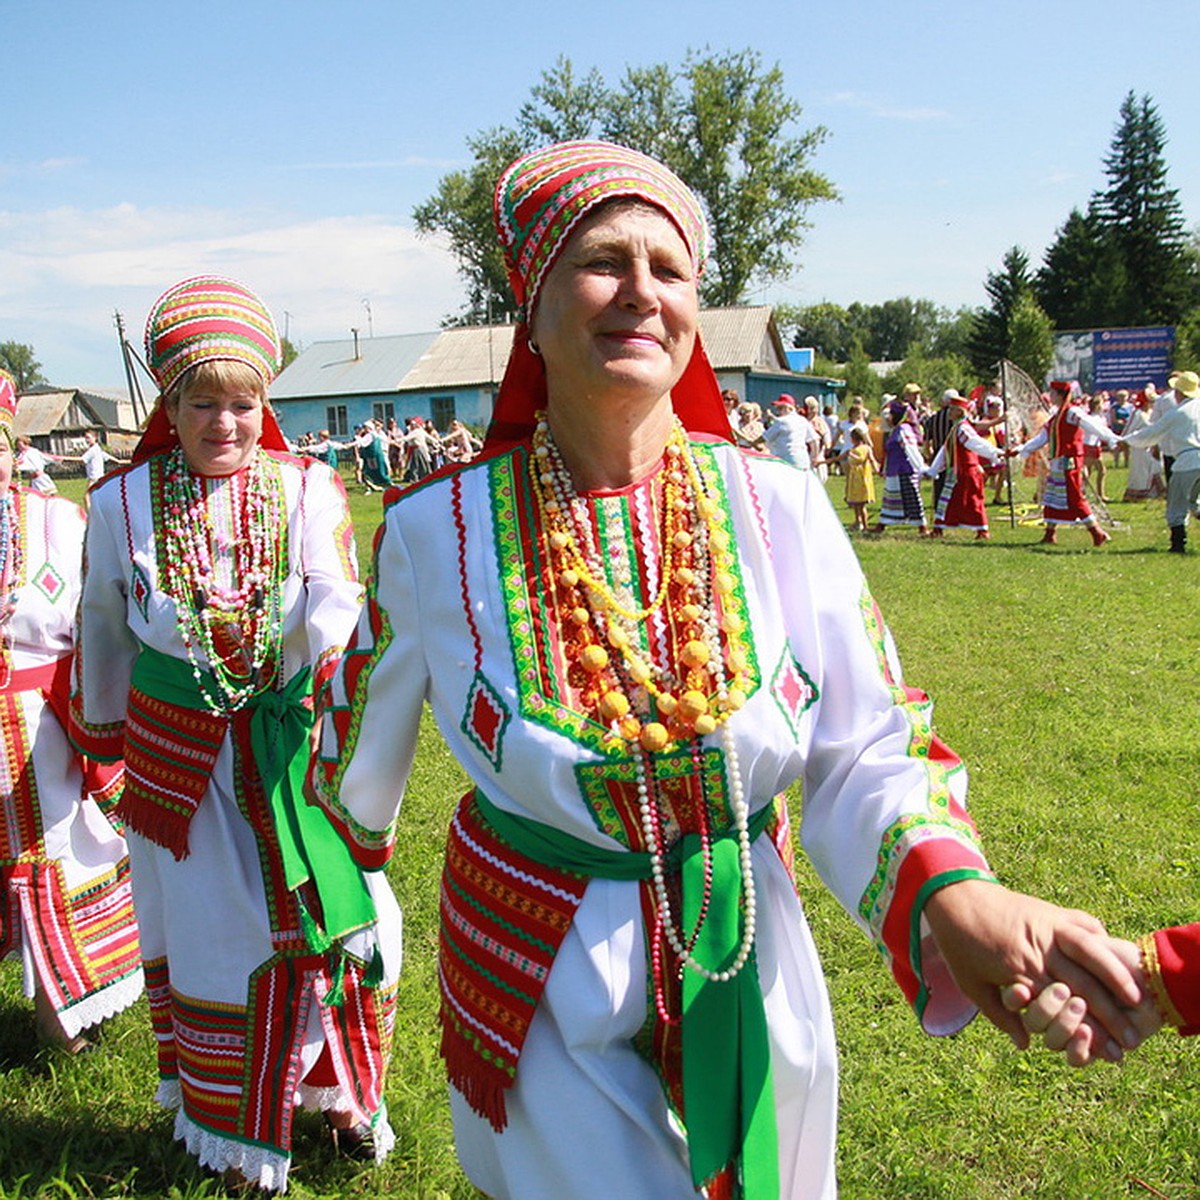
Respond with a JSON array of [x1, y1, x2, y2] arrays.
[[73, 451, 403, 1193], [317, 440, 993, 1200]]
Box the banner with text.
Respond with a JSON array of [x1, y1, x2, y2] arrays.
[[1051, 326, 1175, 393]]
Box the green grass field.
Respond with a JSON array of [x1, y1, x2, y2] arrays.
[[2, 466, 1198, 1199]]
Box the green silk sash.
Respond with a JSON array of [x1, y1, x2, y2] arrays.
[[130, 645, 375, 946], [473, 790, 780, 1198]]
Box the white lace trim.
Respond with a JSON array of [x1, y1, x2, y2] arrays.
[[295, 1082, 344, 1111], [294, 1088, 396, 1165], [56, 969, 145, 1038], [369, 1104, 396, 1164], [155, 1077, 182, 1109], [173, 1107, 292, 1194]]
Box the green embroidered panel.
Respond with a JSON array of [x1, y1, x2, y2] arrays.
[[490, 442, 761, 759]]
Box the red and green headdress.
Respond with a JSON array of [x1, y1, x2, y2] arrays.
[[135, 275, 288, 462], [485, 140, 731, 451]]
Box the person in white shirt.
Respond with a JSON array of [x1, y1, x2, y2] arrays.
[[80, 430, 120, 492], [763, 394, 820, 469], [1122, 369, 1200, 553], [15, 437, 60, 495]]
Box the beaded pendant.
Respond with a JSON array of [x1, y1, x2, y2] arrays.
[[529, 412, 757, 987]]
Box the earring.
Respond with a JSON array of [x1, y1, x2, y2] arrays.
[[528, 339, 541, 356]]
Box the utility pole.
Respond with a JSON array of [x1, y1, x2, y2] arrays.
[[114, 310, 149, 427]]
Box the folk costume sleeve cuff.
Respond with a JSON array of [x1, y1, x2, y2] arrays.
[[1141, 925, 1200, 1035]]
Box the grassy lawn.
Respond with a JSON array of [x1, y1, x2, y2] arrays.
[[2, 466, 1197, 1199]]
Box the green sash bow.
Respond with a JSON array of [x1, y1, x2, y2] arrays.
[[131, 646, 376, 948], [474, 791, 779, 1198]]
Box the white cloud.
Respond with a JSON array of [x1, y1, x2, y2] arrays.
[[0, 203, 464, 387]]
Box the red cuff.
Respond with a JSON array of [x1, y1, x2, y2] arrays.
[[1152, 923, 1200, 1034]]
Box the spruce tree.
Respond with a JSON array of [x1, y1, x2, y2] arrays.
[[1092, 92, 1195, 325], [1035, 207, 1123, 329], [968, 246, 1032, 376]]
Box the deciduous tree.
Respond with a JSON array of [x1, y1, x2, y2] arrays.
[[0, 342, 47, 391], [414, 50, 837, 322], [1006, 292, 1054, 385]]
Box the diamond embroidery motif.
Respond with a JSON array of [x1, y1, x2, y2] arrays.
[[461, 671, 511, 771], [771, 651, 818, 737], [130, 562, 152, 622], [32, 562, 65, 604]]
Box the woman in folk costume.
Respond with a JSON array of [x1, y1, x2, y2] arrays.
[[69, 278, 402, 1191], [310, 143, 1142, 1200], [1016, 380, 1116, 547], [0, 369, 140, 1053], [925, 392, 1005, 539], [874, 398, 929, 534], [1122, 389, 1166, 501]]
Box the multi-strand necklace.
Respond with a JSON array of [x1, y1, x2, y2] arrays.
[[529, 411, 756, 991], [159, 447, 285, 713]]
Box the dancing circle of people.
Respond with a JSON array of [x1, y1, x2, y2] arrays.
[[5, 141, 1200, 1199]]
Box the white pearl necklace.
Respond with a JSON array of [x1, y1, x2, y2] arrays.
[[637, 721, 757, 984]]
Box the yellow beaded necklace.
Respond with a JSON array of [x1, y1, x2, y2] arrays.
[[530, 411, 749, 754]]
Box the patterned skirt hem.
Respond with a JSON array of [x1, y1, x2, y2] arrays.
[[173, 1107, 292, 1194], [55, 968, 145, 1038]]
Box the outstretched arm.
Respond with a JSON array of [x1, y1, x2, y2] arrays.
[[923, 879, 1146, 1061]]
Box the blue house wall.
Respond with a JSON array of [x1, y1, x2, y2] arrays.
[[275, 388, 495, 442], [744, 373, 843, 415]]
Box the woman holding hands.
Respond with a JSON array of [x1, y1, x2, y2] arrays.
[[313, 142, 1142, 1199]]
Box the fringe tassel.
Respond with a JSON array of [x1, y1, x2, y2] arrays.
[[300, 902, 333, 955], [363, 945, 384, 988], [323, 953, 347, 1007], [439, 1008, 511, 1132], [115, 794, 192, 861]]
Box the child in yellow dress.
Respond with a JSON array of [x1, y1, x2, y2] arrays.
[[841, 426, 879, 531]]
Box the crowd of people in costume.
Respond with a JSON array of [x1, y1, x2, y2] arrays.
[[2, 140, 1198, 1198], [292, 413, 481, 493], [717, 371, 1200, 554]]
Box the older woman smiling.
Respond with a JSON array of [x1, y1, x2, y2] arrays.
[[313, 142, 1146, 1199]]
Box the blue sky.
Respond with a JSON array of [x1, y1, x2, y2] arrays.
[[4, 0, 1197, 389]]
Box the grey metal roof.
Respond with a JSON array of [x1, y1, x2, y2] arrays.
[[15, 388, 140, 435], [698, 307, 789, 371], [269, 307, 789, 399], [270, 332, 439, 400], [15, 391, 73, 436], [402, 325, 515, 389]]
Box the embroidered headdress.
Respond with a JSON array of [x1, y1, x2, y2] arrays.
[[0, 369, 16, 447], [486, 140, 731, 450], [135, 275, 288, 462], [145, 275, 283, 394]]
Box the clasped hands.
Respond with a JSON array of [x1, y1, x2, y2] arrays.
[[924, 879, 1161, 1068]]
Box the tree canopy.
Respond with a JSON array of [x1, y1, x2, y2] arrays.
[[963, 246, 1055, 384], [0, 342, 47, 391], [778, 297, 976, 364], [414, 50, 837, 323]]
